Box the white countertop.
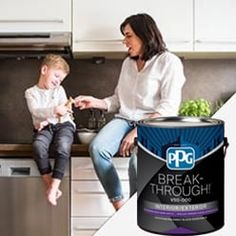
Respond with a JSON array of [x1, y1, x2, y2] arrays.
[[95, 93, 236, 236]]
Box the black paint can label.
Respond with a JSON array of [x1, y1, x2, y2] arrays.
[[137, 117, 227, 235]]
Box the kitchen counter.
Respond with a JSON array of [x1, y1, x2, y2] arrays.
[[94, 92, 236, 236], [0, 144, 89, 157]]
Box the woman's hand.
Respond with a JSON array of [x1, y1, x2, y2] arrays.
[[146, 112, 161, 119], [119, 128, 137, 157], [74, 95, 107, 110]]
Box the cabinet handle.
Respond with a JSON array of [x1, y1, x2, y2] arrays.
[[0, 19, 64, 23], [10, 167, 31, 176], [196, 39, 236, 44], [167, 40, 191, 44], [74, 39, 123, 44]]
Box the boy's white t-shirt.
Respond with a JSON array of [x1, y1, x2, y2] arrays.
[[25, 85, 75, 129]]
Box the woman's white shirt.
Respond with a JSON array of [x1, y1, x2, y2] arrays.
[[104, 51, 186, 121]]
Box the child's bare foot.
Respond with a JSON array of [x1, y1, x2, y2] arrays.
[[45, 178, 62, 206], [56, 189, 62, 199], [47, 187, 58, 206], [42, 174, 52, 188], [47, 189, 62, 205]]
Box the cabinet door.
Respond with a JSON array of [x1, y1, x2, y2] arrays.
[[72, 218, 106, 236], [72, 0, 127, 52], [0, 0, 71, 32], [151, 0, 193, 52], [71, 157, 129, 234], [72, 184, 129, 217], [195, 0, 236, 51], [71, 158, 129, 180], [72, 0, 193, 52]]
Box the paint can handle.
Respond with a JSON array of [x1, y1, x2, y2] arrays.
[[223, 137, 229, 157]]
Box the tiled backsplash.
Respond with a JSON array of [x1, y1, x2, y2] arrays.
[[1, 57, 236, 143]]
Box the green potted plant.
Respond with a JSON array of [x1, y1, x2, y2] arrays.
[[178, 98, 212, 117]]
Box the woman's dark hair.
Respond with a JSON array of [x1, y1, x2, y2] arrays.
[[120, 13, 167, 61]]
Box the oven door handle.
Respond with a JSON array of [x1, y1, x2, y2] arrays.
[[10, 167, 31, 176]]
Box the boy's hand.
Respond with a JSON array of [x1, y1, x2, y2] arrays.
[[38, 120, 49, 131], [65, 96, 75, 111], [54, 103, 70, 117], [54, 97, 75, 117]]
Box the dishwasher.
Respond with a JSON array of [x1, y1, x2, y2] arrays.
[[0, 158, 70, 236]]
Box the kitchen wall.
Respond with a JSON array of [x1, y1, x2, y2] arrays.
[[0, 57, 236, 143]]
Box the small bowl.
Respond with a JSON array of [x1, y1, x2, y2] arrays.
[[77, 129, 97, 144]]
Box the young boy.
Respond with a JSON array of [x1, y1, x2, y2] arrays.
[[25, 54, 75, 206]]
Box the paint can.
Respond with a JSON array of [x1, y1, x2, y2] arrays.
[[137, 117, 228, 235]]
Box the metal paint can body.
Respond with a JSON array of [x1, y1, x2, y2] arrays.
[[137, 117, 226, 235]]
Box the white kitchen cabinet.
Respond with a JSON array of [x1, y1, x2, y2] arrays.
[[0, 0, 71, 32], [72, 0, 193, 54], [151, 0, 193, 52], [71, 157, 129, 236], [195, 0, 236, 51]]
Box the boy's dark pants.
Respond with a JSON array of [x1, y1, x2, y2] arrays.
[[32, 121, 75, 179]]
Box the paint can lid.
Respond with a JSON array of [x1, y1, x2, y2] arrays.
[[138, 116, 224, 128]]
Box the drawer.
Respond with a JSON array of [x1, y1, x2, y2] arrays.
[[72, 217, 108, 230], [71, 193, 115, 217], [72, 192, 129, 217], [71, 230, 96, 236], [72, 180, 129, 193], [72, 157, 129, 168], [71, 158, 129, 180]]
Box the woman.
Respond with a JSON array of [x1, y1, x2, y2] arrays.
[[75, 13, 186, 210]]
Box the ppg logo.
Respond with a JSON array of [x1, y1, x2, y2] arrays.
[[167, 147, 195, 170]]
